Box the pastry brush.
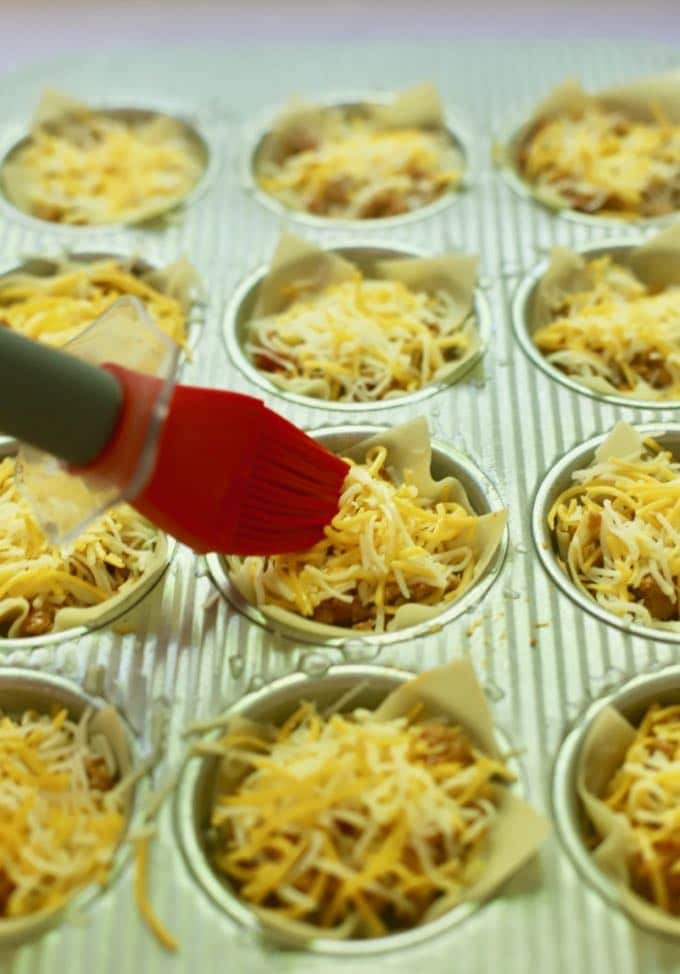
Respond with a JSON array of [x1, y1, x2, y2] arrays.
[[0, 299, 348, 555]]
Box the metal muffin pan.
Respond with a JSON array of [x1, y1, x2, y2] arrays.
[[224, 240, 490, 412], [511, 237, 675, 411], [175, 663, 525, 956], [532, 422, 680, 643], [0, 437, 175, 651], [241, 89, 473, 229], [0, 99, 219, 233], [498, 115, 679, 229], [206, 423, 508, 648], [552, 664, 680, 936], [0, 250, 206, 359], [0, 666, 142, 946]]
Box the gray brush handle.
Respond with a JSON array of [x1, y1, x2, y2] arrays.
[[0, 327, 122, 465]]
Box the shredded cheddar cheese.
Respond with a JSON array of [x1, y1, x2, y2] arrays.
[[0, 706, 125, 919], [247, 273, 472, 401], [257, 108, 461, 219], [601, 703, 680, 914], [201, 702, 513, 937], [0, 456, 161, 639], [519, 106, 680, 218], [0, 256, 197, 350], [2, 103, 205, 225], [548, 431, 680, 627], [534, 256, 680, 401], [230, 445, 489, 632]]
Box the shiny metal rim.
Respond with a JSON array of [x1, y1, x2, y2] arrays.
[[240, 90, 473, 229], [511, 238, 678, 410], [223, 240, 490, 412], [0, 438, 175, 651], [207, 424, 508, 648], [175, 663, 523, 955], [0, 98, 219, 232], [551, 664, 680, 937], [532, 423, 680, 643]]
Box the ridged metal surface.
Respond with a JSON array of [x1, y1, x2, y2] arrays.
[[0, 40, 679, 974]]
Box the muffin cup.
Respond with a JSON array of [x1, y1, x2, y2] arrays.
[[207, 420, 508, 648], [0, 667, 141, 946], [175, 659, 548, 954], [552, 664, 680, 937], [532, 423, 680, 643], [224, 236, 489, 411]]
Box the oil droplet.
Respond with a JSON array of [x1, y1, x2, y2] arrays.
[[341, 639, 381, 663], [503, 588, 520, 600], [514, 542, 528, 555], [247, 674, 266, 692], [301, 654, 330, 677], [484, 680, 504, 702], [229, 655, 244, 678], [473, 378, 487, 390]]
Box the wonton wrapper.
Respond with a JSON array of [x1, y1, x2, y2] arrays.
[[0, 703, 134, 947], [247, 231, 482, 398], [529, 224, 680, 399], [208, 658, 550, 943], [578, 702, 680, 937], [503, 70, 680, 214], [228, 417, 507, 638], [1, 89, 205, 227], [257, 82, 449, 169]]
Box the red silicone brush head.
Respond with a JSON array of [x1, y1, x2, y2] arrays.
[[87, 366, 349, 555]]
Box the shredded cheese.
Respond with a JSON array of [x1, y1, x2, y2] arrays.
[[0, 706, 125, 919], [201, 703, 513, 937], [257, 107, 462, 218], [601, 703, 680, 915], [229, 445, 488, 632], [548, 433, 680, 627], [133, 835, 179, 952], [2, 103, 205, 225], [534, 255, 680, 401], [0, 256, 197, 350], [247, 274, 472, 401], [0, 456, 160, 639], [519, 105, 680, 218]]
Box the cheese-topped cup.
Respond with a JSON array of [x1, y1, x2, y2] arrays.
[[219, 419, 507, 646], [227, 233, 486, 408], [500, 70, 680, 223], [249, 83, 466, 225], [0, 90, 208, 227]]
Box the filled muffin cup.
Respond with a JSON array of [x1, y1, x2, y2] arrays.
[[512, 224, 680, 408], [224, 235, 489, 411], [0, 667, 139, 946], [532, 423, 680, 643], [207, 420, 508, 648], [0, 438, 173, 650], [498, 71, 680, 227], [553, 664, 680, 936], [243, 84, 470, 228], [176, 660, 548, 954], [0, 93, 212, 230]]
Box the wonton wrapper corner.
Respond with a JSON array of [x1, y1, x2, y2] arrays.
[[506, 70, 680, 209], [577, 701, 680, 938], [228, 418, 507, 639], [0, 703, 133, 948], [210, 658, 550, 945], [530, 224, 680, 398], [249, 231, 483, 395]]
